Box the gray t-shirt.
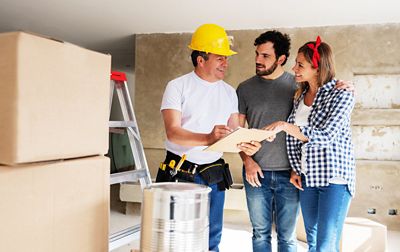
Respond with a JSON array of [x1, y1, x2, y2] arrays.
[[237, 72, 297, 171]]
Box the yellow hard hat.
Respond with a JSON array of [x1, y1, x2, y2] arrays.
[[188, 24, 237, 56]]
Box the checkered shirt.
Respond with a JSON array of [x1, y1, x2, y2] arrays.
[[286, 79, 356, 195]]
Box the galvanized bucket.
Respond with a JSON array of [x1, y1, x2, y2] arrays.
[[140, 182, 211, 252]]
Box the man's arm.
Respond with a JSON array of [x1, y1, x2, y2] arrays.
[[162, 109, 232, 146], [227, 112, 240, 129], [238, 113, 264, 187]]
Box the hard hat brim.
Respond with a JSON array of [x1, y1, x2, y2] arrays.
[[188, 45, 237, 56]]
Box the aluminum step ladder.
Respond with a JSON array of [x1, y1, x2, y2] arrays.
[[108, 71, 152, 251]]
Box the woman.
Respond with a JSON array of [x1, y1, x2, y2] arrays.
[[264, 36, 355, 252]]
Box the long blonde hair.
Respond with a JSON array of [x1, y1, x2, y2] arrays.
[[294, 38, 336, 100]]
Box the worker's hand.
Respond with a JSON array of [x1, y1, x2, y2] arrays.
[[207, 125, 233, 144], [237, 141, 261, 156], [289, 170, 303, 191], [244, 158, 264, 187], [335, 79, 355, 95]]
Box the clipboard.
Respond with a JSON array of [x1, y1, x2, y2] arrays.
[[203, 127, 275, 153]]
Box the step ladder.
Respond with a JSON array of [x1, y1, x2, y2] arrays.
[[108, 71, 152, 251], [108, 71, 152, 187]]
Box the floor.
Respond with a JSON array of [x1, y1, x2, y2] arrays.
[[109, 185, 399, 252], [110, 207, 308, 252], [110, 207, 400, 252]]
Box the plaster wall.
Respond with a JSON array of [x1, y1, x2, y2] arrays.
[[135, 23, 400, 229]]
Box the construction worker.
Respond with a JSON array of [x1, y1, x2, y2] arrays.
[[157, 24, 261, 251]]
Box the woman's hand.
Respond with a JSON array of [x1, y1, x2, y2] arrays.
[[289, 170, 303, 191], [262, 121, 287, 142], [263, 121, 287, 132], [237, 141, 262, 156]]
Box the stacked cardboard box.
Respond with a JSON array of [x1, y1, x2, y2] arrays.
[[0, 32, 111, 252]]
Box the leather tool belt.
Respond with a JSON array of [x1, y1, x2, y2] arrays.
[[155, 151, 233, 191]]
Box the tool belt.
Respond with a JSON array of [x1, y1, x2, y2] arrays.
[[155, 151, 233, 191]]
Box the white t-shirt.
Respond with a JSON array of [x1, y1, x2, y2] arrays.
[[295, 99, 312, 174], [161, 71, 238, 164], [294, 98, 312, 127]]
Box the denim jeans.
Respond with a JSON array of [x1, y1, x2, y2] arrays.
[[243, 169, 299, 252], [194, 174, 225, 252], [300, 181, 351, 252]]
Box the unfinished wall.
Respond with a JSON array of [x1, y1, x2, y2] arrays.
[[135, 23, 400, 230]]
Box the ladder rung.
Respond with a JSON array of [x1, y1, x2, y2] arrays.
[[109, 224, 140, 251], [109, 128, 125, 134], [109, 121, 137, 128], [110, 169, 148, 185]]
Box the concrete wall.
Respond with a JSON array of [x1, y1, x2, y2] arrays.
[[134, 23, 400, 230]]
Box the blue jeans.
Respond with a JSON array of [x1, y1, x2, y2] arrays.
[[300, 182, 351, 252], [243, 169, 299, 252], [194, 174, 225, 252]]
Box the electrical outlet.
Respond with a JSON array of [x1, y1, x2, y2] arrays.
[[367, 208, 376, 214], [369, 185, 384, 191], [388, 209, 398, 215]]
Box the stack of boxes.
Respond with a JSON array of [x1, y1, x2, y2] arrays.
[[0, 32, 111, 251]]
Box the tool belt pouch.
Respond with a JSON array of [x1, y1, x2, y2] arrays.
[[198, 164, 223, 185], [175, 170, 195, 183], [155, 163, 195, 183], [198, 161, 231, 191], [222, 163, 233, 190], [155, 164, 175, 183]]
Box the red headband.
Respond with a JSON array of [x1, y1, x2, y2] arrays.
[[307, 36, 321, 68]]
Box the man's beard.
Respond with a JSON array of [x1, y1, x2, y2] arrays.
[[256, 61, 278, 76]]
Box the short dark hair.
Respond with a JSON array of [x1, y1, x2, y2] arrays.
[[191, 50, 209, 67], [254, 30, 291, 66]]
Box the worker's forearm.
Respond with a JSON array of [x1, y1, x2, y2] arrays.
[[166, 127, 211, 146]]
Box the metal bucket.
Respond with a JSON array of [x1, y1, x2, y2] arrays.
[[140, 182, 211, 252]]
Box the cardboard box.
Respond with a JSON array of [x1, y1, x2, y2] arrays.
[[224, 184, 247, 210], [120, 183, 143, 203], [0, 156, 110, 252], [341, 217, 387, 252], [0, 32, 111, 165]]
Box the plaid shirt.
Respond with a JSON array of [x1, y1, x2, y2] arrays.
[[286, 79, 356, 195]]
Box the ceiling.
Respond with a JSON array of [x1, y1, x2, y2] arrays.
[[0, 0, 399, 66]]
